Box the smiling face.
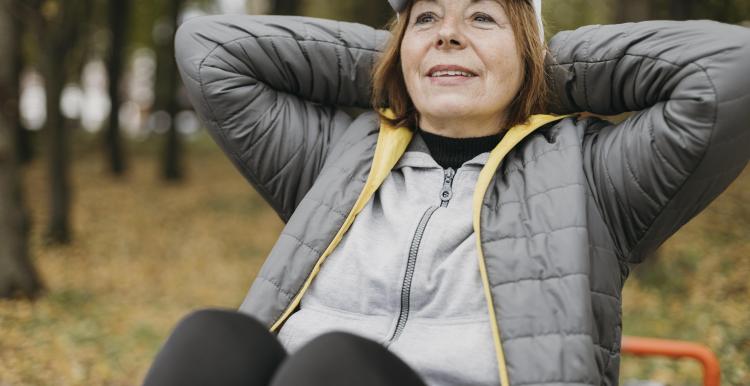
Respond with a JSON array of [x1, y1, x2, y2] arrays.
[[400, 0, 524, 136]]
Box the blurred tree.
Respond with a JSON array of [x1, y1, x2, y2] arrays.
[[154, 0, 185, 181], [11, 3, 33, 165], [615, 0, 653, 22], [28, 0, 94, 244], [105, 0, 132, 176], [542, 0, 613, 36], [350, 0, 392, 28], [273, 0, 301, 15], [659, 0, 750, 22], [668, 0, 697, 19], [301, 0, 392, 28], [129, 1, 160, 48], [614, 0, 750, 23], [0, 0, 43, 298]]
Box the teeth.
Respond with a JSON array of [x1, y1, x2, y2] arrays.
[[430, 70, 475, 77]]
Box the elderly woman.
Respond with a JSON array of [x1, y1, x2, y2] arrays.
[[143, 0, 750, 385]]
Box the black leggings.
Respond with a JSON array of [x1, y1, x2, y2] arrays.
[[141, 309, 428, 386]]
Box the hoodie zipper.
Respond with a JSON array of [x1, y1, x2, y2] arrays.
[[385, 167, 456, 346], [270, 114, 571, 386]]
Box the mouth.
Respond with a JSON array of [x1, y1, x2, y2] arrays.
[[427, 65, 478, 78]]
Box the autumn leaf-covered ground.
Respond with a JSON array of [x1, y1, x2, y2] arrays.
[[0, 132, 747, 385]]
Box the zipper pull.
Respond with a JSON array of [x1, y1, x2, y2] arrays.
[[440, 168, 456, 207]]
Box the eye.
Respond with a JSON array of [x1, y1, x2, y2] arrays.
[[415, 12, 436, 25], [472, 12, 495, 23]]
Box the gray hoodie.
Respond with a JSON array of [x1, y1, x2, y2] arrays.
[[277, 133, 498, 385]]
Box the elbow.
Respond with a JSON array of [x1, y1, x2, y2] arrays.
[[695, 25, 750, 169], [736, 28, 750, 100], [174, 16, 209, 79], [174, 19, 200, 77], [711, 26, 750, 131], [174, 16, 230, 129], [723, 24, 750, 87]]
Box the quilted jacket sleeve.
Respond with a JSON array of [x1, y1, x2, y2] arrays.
[[174, 15, 389, 221], [546, 20, 750, 263]]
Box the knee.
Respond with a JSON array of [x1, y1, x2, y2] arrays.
[[142, 309, 286, 386], [301, 331, 384, 359], [271, 332, 426, 386], [172, 308, 283, 354], [172, 308, 229, 335], [174, 308, 264, 337], [177, 308, 258, 328]]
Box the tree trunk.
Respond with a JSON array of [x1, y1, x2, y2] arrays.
[[669, 0, 696, 19], [349, 1, 392, 28], [0, 0, 43, 299], [11, 6, 33, 165], [39, 0, 92, 244], [155, 0, 185, 181], [105, 0, 131, 176], [615, 0, 652, 22], [43, 43, 71, 244], [273, 0, 301, 15]]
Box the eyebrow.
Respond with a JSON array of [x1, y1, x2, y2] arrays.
[[420, 0, 502, 4]]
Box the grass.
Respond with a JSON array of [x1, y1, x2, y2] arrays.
[[0, 131, 747, 385], [0, 132, 284, 386], [620, 166, 750, 385]]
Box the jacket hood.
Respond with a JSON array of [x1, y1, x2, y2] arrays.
[[388, 0, 544, 40]]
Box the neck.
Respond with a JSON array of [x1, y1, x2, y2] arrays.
[[418, 112, 508, 138], [418, 127, 502, 169]]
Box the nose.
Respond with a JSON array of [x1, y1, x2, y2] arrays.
[[435, 18, 465, 49]]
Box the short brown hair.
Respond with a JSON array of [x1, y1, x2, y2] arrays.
[[371, 0, 547, 132]]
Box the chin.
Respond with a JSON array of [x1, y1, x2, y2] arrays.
[[421, 101, 477, 118]]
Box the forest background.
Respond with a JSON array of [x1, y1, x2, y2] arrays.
[[0, 0, 748, 385]]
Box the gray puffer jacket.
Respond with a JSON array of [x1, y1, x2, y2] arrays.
[[175, 14, 750, 386]]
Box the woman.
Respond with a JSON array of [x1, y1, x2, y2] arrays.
[[144, 0, 750, 385]]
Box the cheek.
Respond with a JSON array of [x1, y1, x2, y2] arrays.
[[400, 39, 425, 96], [485, 46, 523, 88], [400, 36, 417, 69]]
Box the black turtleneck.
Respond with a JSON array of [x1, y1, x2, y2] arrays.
[[418, 128, 503, 170]]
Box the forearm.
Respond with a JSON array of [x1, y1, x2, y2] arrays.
[[174, 15, 389, 221], [546, 20, 750, 118], [175, 14, 390, 111], [546, 20, 750, 261]]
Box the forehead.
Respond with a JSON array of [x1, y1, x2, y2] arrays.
[[414, 0, 504, 7]]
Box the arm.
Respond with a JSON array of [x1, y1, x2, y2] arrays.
[[546, 20, 750, 263], [175, 15, 390, 221]]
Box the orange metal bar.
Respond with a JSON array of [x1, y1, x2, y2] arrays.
[[621, 336, 721, 386]]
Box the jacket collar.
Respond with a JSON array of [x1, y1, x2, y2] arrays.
[[395, 131, 491, 170]]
